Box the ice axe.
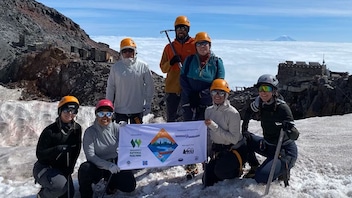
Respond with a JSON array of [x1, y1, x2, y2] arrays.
[[264, 127, 285, 195], [160, 29, 182, 68]]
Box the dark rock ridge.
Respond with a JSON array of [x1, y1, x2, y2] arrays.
[[1, 0, 352, 121]]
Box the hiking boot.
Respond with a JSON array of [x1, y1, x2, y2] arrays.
[[244, 165, 258, 178], [185, 164, 198, 180], [278, 169, 290, 181]]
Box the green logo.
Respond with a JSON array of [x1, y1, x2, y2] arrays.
[[130, 139, 142, 148]]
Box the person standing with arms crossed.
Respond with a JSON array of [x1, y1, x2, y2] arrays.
[[106, 37, 154, 124], [160, 15, 196, 122]]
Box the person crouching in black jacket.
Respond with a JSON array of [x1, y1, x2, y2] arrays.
[[33, 96, 82, 198]]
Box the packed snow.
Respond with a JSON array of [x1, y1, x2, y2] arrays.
[[1, 38, 352, 197]]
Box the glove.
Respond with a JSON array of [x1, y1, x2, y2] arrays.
[[242, 131, 252, 142], [170, 55, 181, 65], [282, 121, 294, 131], [189, 92, 200, 108], [250, 96, 261, 112], [108, 163, 120, 174], [143, 104, 151, 116], [118, 121, 127, 127], [56, 145, 70, 152], [283, 121, 300, 140]]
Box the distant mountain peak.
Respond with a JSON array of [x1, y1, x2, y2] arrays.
[[273, 35, 296, 41]]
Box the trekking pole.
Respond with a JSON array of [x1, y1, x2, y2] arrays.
[[66, 151, 70, 198], [160, 29, 182, 69], [264, 128, 285, 195]]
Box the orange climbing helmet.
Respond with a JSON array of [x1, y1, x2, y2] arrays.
[[174, 15, 190, 27], [58, 95, 79, 115], [210, 79, 230, 93], [195, 32, 211, 43], [120, 37, 137, 51]]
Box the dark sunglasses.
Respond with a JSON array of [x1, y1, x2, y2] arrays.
[[176, 26, 188, 31], [258, 85, 273, 92], [121, 48, 134, 54], [210, 90, 226, 97], [196, 41, 209, 47], [96, 111, 114, 118], [62, 108, 78, 114]]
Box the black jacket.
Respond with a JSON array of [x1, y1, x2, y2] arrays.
[[36, 118, 82, 175]]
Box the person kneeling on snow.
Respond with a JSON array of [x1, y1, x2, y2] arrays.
[[203, 79, 248, 186], [242, 74, 299, 186], [78, 99, 136, 198], [33, 95, 82, 198]]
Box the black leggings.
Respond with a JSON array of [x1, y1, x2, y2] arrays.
[[78, 161, 136, 198]]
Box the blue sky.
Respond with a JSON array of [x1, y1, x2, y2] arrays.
[[35, 0, 352, 42]]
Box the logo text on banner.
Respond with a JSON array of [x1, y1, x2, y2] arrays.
[[118, 121, 207, 170]]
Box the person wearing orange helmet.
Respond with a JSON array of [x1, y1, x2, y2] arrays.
[[203, 79, 247, 186], [78, 99, 136, 197], [106, 37, 154, 124], [33, 95, 82, 198], [180, 32, 225, 179], [180, 32, 225, 121], [159, 15, 196, 122]]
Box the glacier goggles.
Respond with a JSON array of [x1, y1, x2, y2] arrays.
[[96, 111, 114, 118], [62, 108, 78, 115], [258, 85, 273, 92], [196, 41, 209, 47], [121, 48, 134, 54], [210, 90, 226, 97]]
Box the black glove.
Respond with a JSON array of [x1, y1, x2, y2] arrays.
[[282, 121, 294, 131], [56, 144, 75, 153], [170, 55, 181, 65], [189, 92, 200, 108], [242, 131, 252, 142], [282, 121, 300, 140]]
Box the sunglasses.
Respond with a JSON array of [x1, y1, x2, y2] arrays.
[[258, 85, 273, 92], [96, 111, 114, 118], [62, 108, 78, 114], [196, 41, 209, 47], [210, 90, 226, 97], [121, 48, 134, 54], [176, 26, 188, 31]]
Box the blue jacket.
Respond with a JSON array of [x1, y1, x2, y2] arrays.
[[180, 52, 225, 106]]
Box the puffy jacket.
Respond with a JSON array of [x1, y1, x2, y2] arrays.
[[35, 118, 82, 175], [160, 37, 196, 94]]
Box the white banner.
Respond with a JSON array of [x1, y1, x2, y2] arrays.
[[118, 121, 207, 170]]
